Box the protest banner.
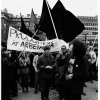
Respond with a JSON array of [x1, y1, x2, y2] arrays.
[[7, 27, 69, 52]]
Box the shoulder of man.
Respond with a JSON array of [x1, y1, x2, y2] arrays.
[[38, 54, 44, 59], [50, 53, 54, 59]]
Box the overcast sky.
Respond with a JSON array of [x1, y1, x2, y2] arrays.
[[1, 0, 98, 16]]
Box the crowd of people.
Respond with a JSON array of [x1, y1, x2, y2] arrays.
[[1, 39, 98, 100]]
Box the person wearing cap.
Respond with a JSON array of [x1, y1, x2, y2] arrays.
[[37, 45, 57, 100]]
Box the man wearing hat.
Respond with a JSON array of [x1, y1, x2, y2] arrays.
[[37, 45, 57, 100]]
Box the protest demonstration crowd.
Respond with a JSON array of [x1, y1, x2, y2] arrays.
[[1, 40, 98, 100], [1, 0, 98, 100]]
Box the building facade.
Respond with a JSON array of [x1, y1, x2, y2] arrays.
[[1, 9, 40, 43], [1, 10, 98, 47], [77, 16, 98, 47]]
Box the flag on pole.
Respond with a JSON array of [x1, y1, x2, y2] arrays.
[[37, 0, 56, 39], [20, 15, 33, 37], [30, 8, 38, 32], [20, 15, 39, 40], [30, 8, 38, 25], [51, 0, 85, 42], [20, 16, 27, 34]]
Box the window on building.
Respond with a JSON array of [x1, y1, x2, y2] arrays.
[[86, 27, 88, 30], [95, 28, 98, 31], [93, 32, 98, 35]]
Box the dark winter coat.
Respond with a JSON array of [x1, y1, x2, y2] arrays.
[[70, 56, 88, 94], [37, 53, 57, 79]]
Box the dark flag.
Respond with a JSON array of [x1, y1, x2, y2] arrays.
[[30, 8, 38, 33], [52, 0, 85, 42], [30, 8, 38, 25], [20, 16, 27, 33], [20, 16, 33, 37], [38, 0, 56, 39], [20, 15, 39, 40]]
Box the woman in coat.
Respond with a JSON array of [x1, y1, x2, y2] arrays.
[[63, 39, 88, 100]]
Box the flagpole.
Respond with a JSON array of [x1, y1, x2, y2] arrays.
[[45, 0, 58, 39], [47, 2, 58, 38], [18, 13, 38, 58], [45, 0, 61, 50], [17, 29, 38, 58], [11, 29, 38, 66]]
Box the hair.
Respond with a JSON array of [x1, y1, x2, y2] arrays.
[[70, 39, 87, 57], [61, 45, 66, 49], [43, 45, 50, 51]]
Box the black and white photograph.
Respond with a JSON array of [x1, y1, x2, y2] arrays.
[[1, 0, 98, 100]]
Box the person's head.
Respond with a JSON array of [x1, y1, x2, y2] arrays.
[[21, 52, 26, 59], [4, 50, 12, 58], [94, 47, 98, 56], [43, 45, 50, 56], [70, 39, 87, 58], [61, 45, 67, 54]]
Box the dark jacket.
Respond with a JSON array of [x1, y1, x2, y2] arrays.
[[2, 57, 12, 81], [56, 53, 70, 79], [71, 56, 88, 94], [37, 53, 57, 79], [69, 39, 88, 94]]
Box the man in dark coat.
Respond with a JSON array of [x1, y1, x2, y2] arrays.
[[56, 45, 70, 100], [37, 45, 57, 100], [2, 50, 18, 100], [2, 51, 11, 100]]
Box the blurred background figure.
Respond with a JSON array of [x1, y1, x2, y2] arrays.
[[33, 53, 41, 94], [2, 50, 18, 100], [88, 46, 97, 83], [19, 52, 30, 93]]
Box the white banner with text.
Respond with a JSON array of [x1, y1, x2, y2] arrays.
[[7, 27, 69, 52]]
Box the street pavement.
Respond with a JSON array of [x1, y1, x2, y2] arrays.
[[11, 81, 98, 100]]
